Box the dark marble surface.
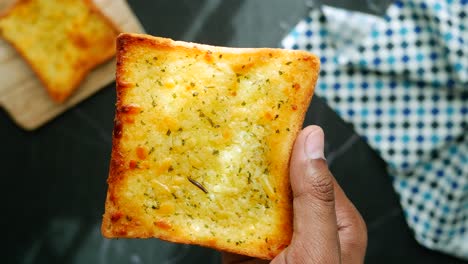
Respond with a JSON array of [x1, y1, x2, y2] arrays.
[[2, 0, 466, 263]]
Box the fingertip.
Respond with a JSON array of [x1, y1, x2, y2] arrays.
[[304, 126, 325, 160], [303, 125, 323, 132], [300, 125, 324, 141], [292, 125, 325, 161]]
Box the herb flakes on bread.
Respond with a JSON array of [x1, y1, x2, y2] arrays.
[[102, 33, 319, 260]]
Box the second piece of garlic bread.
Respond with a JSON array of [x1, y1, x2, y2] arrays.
[[0, 0, 119, 102]]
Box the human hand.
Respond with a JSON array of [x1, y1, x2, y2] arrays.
[[222, 125, 367, 264]]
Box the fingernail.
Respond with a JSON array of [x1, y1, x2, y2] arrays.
[[305, 126, 325, 160]]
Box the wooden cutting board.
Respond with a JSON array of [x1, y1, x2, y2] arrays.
[[0, 0, 145, 130]]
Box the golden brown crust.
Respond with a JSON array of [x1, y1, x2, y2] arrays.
[[102, 33, 319, 260], [0, 0, 120, 103]]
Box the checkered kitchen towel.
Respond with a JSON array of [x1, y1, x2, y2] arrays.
[[282, 0, 467, 259]]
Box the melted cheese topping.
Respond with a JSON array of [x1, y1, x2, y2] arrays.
[[112, 40, 317, 252]]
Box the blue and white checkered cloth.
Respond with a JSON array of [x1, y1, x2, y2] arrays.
[[282, 0, 467, 259]]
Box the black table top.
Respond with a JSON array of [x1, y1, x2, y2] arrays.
[[2, 0, 465, 263]]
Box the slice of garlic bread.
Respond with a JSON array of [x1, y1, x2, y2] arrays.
[[102, 33, 319, 260], [0, 0, 119, 102]]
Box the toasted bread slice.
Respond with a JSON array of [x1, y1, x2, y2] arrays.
[[0, 0, 119, 102], [102, 33, 319, 259]]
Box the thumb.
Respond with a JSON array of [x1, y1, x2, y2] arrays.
[[275, 125, 341, 264]]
